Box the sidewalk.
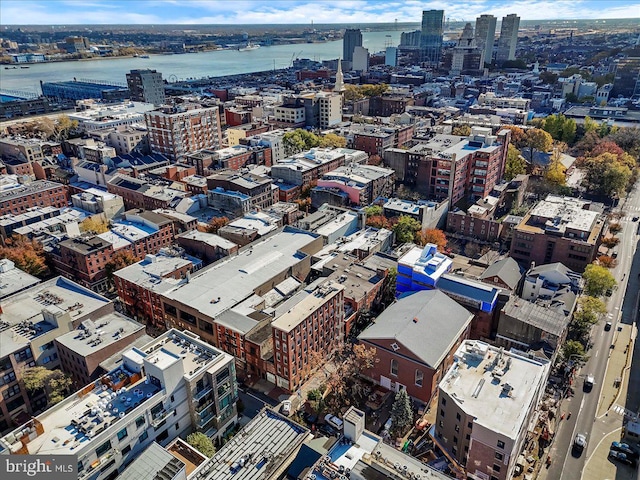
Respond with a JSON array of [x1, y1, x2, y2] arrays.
[[582, 322, 637, 480]]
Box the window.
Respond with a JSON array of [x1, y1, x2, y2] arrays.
[[415, 369, 423, 387], [95, 440, 112, 457], [455, 424, 460, 433], [122, 445, 131, 455], [495, 452, 504, 461], [493, 464, 501, 473], [175, 422, 180, 430], [390, 359, 398, 376], [497, 440, 505, 449], [139, 431, 149, 443], [440, 409, 445, 418], [117, 428, 128, 441], [135, 416, 145, 428], [441, 398, 447, 406], [456, 413, 461, 421]]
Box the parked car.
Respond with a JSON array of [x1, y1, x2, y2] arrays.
[[611, 441, 639, 459], [609, 449, 637, 467], [324, 414, 344, 430], [280, 400, 292, 416], [633, 216, 638, 222], [380, 417, 393, 435], [605, 321, 612, 331]]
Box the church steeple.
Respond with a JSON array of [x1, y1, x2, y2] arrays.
[[334, 58, 346, 93]]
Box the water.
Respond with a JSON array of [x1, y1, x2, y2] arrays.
[[0, 30, 403, 95]]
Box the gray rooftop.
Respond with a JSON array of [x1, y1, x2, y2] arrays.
[[502, 296, 570, 337], [119, 442, 185, 480], [193, 409, 310, 480], [358, 290, 473, 368], [0, 259, 40, 299], [479, 257, 522, 290], [163, 228, 318, 321]]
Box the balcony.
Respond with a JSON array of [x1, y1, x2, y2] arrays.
[[198, 411, 215, 427], [196, 400, 214, 414], [151, 409, 172, 427], [193, 385, 212, 401]]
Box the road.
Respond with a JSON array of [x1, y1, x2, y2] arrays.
[[546, 185, 640, 480]]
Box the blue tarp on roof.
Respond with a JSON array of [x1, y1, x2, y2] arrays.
[[436, 274, 499, 313]]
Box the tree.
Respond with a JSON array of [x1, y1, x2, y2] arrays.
[[282, 129, 321, 156], [366, 215, 392, 229], [359, 83, 389, 98], [390, 389, 413, 437], [601, 237, 620, 249], [206, 216, 229, 234], [415, 228, 447, 250], [452, 125, 471, 136], [582, 264, 616, 297], [578, 296, 607, 317], [543, 114, 576, 145], [582, 152, 632, 197], [598, 255, 616, 268], [22, 367, 72, 406], [319, 133, 347, 148], [464, 242, 481, 258], [392, 215, 421, 244], [105, 250, 137, 284], [545, 148, 567, 186], [364, 205, 383, 217], [608, 222, 622, 234], [503, 126, 526, 150], [521, 128, 553, 163], [80, 217, 109, 234], [606, 127, 640, 158], [381, 268, 397, 306], [539, 71, 558, 85], [0, 235, 49, 278], [504, 144, 526, 180], [186, 432, 216, 457], [562, 340, 586, 361]]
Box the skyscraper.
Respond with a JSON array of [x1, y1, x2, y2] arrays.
[[126, 69, 165, 106], [475, 14, 497, 65], [496, 14, 520, 64], [450, 23, 483, 76], [420, 9, 445, 65], [343, 28, 363, 64]]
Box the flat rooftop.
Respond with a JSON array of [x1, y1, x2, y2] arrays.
[[193, 409, 310, 480], [0, 179, 64, 201], [272, 282, 343, 333], [177, 230, 237, 249], [0, 276, 111, 356], [163, 228, 318, 321], [55, 313, 144, 357], [114, 253, 191, 293], [0, 259, 40, 299], [440, 340, 550, 440]]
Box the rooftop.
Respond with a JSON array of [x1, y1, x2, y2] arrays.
[[0, 259, 40, 299], [502, 296, 570, 337], [176, 230, 237, 250], [193, 409, 310, 480], [272, 282, 344, 333], [55, 313, 145, 357], [114, 253, 192, 293], [0, 276, 111, 356], [359, 290, 472, 369], [439, 340, 550, 440], [118, 442, 185, 480], [163, 228, 318, 321], [0, 179, 64, 201]]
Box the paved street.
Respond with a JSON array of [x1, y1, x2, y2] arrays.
[[540, 185, 640, 480]]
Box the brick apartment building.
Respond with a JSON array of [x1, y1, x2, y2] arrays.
[[271, 148, 349, 188], [510, 195, 604, 272], [145, 104, 222, 161], [271, 281, 345, 392], [0, 178, 68, 216], [206, 169, 275, 212]]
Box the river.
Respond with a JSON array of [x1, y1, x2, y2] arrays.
[[0, 30, 403, 95]]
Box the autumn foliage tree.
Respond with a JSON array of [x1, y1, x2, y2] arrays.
[[105, 250, 137, 285], [206, 216, 229, 234], [0, 235, 49, 277], [415, 228, 447, 250], [80, 217, 109, 234]]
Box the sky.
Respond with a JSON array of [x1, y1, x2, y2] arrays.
[[1, 0, 639, 25]]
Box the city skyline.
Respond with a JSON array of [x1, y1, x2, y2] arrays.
[[1, 0, 639, 25]]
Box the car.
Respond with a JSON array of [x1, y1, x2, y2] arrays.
[[317, 424, 338, 437], [584, 374, 594, 391], [380, 417, 393, 435], [609, 449, 637, 467], [605, 321, 613, 331], [280, 400, 292, 416], [611, 441, 639, 459], [574, 433, 587, 452], [633, 216, 638, 222], [324, 413, 344, 430]]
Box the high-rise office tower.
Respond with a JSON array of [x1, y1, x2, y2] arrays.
[[450, 23, 484, 76], [475, 14, 497, 65], [126, 69, 165, 106], [420, 9, 445, 65], [343, 28, 363, 64], [496, 14, 520, 64]]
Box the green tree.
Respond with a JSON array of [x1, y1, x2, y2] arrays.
[[539, 71, 558, 85], [186, 432, 216, 457], [364, 205, 383, 217], [360, 83, 389, 98], [392, 215, 422, 243], [22, 367, 72, 406], [583, 116, 599, 134], [504, 144, 526, 180], [562, 340, 586, 361], [583, 264, 616, 297], [390, 389, 413, 437], [282, 129, 321, 156], [578, 296, 607, 317]]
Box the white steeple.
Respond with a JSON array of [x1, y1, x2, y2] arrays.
[[334, 58, 346, 93]]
